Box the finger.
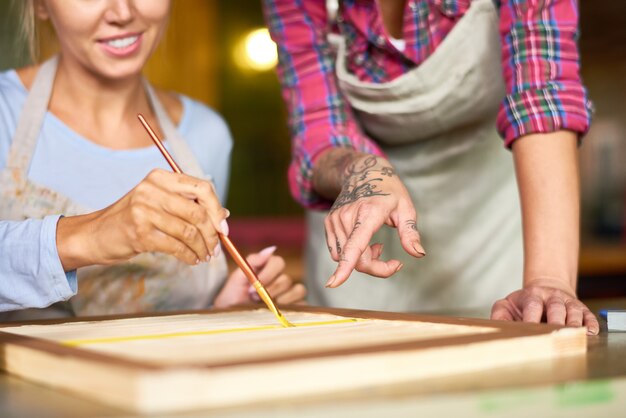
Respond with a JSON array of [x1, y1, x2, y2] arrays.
[[275, 283, 307, 305], [397, 210, 426, 258], [245, 246, 278, 272], [583, 310, 600, 335], [158, 171, 227, 235], [324, 216, 340, 262], [328, 207, 386, 288], [256, 255, 287, 286], [265, 274, 293, 297], [545, 295, 567, 325], [145, 230, 198, 265], [331, 209, 352, 260], [354, 245, 402, 278], [139, 206, 209, 261], [146, 170, 225, 254], [371, 243, 384, 259], [564, 300, 584, 328], [490, 299, 516, 321], [522, 294, 544, 323]]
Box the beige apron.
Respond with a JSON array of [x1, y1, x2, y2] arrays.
[[0, 57, 227, 320], [307, 0, 523, 311]]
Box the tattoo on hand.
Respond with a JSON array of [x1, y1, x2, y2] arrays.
[[336, 238, 342, 254], [330, 156, 396, 213], [405, 220, 418, 232]]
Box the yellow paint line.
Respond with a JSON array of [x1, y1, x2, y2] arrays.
[[61, 318, 364, 347]]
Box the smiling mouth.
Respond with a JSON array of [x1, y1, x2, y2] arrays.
[[102, 35, 140, 49]]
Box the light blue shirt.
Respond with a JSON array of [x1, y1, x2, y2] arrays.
[[0, 69, 233, 312]]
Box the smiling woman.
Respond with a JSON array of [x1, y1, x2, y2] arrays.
[[0, 0, 305, 320]]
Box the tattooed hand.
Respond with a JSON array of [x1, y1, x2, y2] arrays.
[[313, 149, 426, 288]]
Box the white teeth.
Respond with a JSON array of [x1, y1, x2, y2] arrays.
[[105, 35, 138, 49]]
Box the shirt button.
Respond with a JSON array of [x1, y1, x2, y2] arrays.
[[409, 2, 419, 12], [375, 35, 386, 46], [355, 53, 365, 65]]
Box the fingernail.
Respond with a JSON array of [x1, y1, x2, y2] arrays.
[[224, 208, 231, 218], [205, 255, 211, 262], [395, 263, 404, 273], [259, 245, 277, 257], [248, 285, 261, 302], [412, 243, 426, 256], [325, 275, 336, 288], [220, 219, 229, 236], [213, 243, 221, 257], [195, 258, 200, 265]]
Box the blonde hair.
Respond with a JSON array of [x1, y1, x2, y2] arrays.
[[12, 0, 37, 62], [13, 0, 56, 63]]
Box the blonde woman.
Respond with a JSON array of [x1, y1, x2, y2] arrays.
[[0, 0, 305, 319]]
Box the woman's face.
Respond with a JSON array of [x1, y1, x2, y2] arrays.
[[37, 0, 171, 80]]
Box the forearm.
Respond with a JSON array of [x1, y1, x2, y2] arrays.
[[512, 130, 580, 294]]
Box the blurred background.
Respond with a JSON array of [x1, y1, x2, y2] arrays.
[[0, 0, 624, 298]]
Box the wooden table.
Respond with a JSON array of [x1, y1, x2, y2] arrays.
[[1, 299, 625, 418]]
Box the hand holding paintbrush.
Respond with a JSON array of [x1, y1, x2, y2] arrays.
[[138, 114, 296, 327]]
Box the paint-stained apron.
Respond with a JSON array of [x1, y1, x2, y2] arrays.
[[306, 0, 523, 311], [0, 57, 227, 320]]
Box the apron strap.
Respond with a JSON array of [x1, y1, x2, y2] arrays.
[[7, 56, 59, 172], [142, 81, 207, 179]]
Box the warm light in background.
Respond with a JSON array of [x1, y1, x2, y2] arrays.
[[234, 28, 278, 71]]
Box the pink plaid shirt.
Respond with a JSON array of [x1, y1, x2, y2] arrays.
[[263, 0, 592, 208]]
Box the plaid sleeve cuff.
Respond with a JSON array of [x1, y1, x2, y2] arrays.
[[497, 82, 593, 147]]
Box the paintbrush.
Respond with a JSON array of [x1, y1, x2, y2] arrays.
[[137, 113, 294, 328]]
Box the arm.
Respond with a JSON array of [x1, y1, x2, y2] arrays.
[[0, 216, 76, 311], [491, 0, 598, 333], [263, 0, 385, 207], [491, 132, 598, 334], [263, 0, 423, 285]]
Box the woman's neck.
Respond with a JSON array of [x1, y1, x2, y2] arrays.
[[47, 55, 156, 149]]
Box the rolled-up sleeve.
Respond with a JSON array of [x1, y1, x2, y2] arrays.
[[0, 214, 77, 311], [497, 0, 592, 146], [263, 0, 384, 209]]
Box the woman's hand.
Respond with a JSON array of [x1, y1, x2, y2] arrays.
[[57, 169, 228, 270], [213, 246, 306, 308], [316, 151, 425, 288], [491, 278, 600, 335]]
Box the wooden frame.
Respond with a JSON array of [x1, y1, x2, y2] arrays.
[[0, 305, 586, 414]]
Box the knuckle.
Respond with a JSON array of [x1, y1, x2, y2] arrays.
[[182, 224, 197, 241], [358, 202, 377, 217], [273, 256, 286, 273], [129, 203, 147, 222], [146, 168, 165, 181], [339, 211, 353, 227], [190, 209, 207, 225], [173, 243, 187, 258], [525, 299, 544, 311], [199, 182, 214, 196], [277, 274, 291, 287]]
